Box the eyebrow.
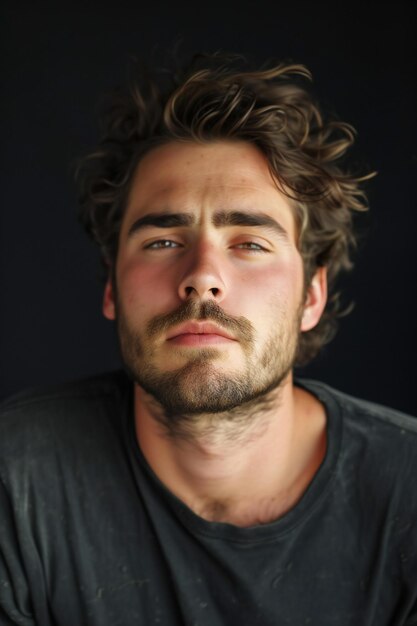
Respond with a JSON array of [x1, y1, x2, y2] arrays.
[[213, 211, 290, 240], [127, 210, 290, 241], [127, 213, 194, 237]]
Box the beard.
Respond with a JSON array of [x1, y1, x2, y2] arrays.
[[116, 297, 302, 419]]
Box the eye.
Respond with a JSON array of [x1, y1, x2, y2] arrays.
[[145, 239, 182, 249], [234, 241, 269, 252]]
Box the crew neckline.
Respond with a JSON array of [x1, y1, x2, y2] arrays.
[[125, 377, 344, 544]]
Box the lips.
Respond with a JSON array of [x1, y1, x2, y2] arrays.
[[166, 321, 236, 342]]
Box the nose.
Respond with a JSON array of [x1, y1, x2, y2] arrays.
[[177, 241, 227, 302]]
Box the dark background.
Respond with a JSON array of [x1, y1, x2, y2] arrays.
[[1, 1, 416, 413]]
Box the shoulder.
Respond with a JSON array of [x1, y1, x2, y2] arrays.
[[298, 378, 417, 479], [300, 378, 417, 436], [299, 378, 417, 500], [1, 369, 129, 414], [0, 370, 131, 462]]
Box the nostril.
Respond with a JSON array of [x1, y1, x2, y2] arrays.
[[184, 286, 219, 298]]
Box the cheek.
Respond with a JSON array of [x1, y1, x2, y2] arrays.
[[234, 258, 303, 307], [117, 261, 170, 311]]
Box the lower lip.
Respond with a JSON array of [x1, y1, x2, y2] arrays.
[[168, 333, 236, 346]]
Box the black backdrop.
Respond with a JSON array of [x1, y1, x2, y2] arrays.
[[1, 1, 416, 413]]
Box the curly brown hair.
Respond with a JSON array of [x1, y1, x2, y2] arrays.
[[77, 53, 373, 366]]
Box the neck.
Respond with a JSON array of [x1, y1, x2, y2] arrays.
[[134, 374, 327, 527]]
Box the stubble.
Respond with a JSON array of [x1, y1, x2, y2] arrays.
[[116, 298, 302, 437]]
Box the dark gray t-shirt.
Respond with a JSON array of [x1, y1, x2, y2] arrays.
[[1, 371, 417, 625]]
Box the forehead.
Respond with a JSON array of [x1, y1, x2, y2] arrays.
[[123, 140, 297, 239]]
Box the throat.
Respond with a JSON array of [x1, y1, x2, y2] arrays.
[[135, 381, 327, 529], [141, 379, 284, 446], [190, 492, 298, 527]]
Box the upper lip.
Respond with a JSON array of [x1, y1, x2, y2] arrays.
[[166, 321, 236, 341]]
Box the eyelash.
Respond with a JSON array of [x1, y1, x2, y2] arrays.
[[234, 241, 268, 252], [145, 239, 182, 249], [144, 239, 269, 253]]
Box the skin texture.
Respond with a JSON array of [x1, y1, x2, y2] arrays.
[[103, 140, 328, 527]]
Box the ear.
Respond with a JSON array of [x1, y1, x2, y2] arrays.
[[103, 276, 116, 320], [300, 266, 327, 332]]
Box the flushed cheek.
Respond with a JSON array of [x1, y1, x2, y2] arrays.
[[229, 268, 303, 339], [234, 260, 303, 306], [117, 263, 178, 316]]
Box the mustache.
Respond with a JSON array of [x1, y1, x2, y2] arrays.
[[146, 299, 254, 345]]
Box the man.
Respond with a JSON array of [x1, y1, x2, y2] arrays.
[[1, 53, 416, 625]]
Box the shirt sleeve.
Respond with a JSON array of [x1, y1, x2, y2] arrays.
[[0, 478, 37, 625], [405, 606, 417, 625]]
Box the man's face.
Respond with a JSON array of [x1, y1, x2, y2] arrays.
[[103, 141, 326, 416]]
